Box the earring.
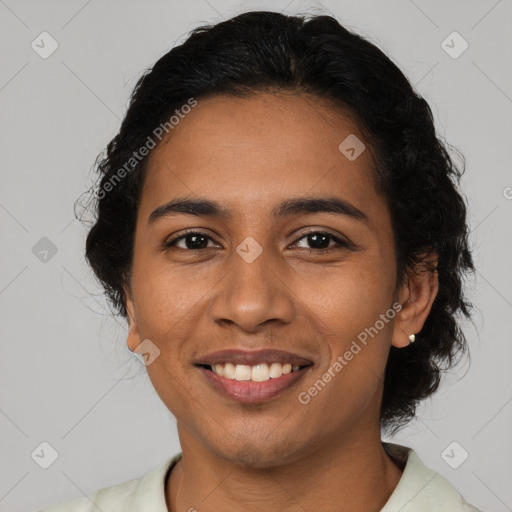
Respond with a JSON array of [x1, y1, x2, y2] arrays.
[[409, 334, 416, 343]]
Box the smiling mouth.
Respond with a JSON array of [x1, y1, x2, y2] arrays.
[[198, 362, 309, 382], [196, 362, 313, 403]]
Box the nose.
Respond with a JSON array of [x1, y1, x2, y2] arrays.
[[208, 246, 295, 332]]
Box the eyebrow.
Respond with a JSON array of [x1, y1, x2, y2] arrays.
[[148, 196, 369, 225]]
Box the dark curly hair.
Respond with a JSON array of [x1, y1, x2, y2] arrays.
[[81, 10, 475, 436]]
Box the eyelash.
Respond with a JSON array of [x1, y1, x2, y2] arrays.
[[164, 229, 352, 254]]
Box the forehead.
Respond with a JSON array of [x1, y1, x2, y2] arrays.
[[141, 92, 385, 223]]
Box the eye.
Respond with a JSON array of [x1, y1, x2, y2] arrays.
[[290, 231, 352, 253], [164, 229, 353, 253], [164, 230, 219, 251]]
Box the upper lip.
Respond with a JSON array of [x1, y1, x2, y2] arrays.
[[195, 348, 314, 367]]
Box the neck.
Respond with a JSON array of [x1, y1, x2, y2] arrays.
[[166, 426, 404, 512]]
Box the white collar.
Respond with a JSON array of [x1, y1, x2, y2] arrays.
[[51, 442, 480, 512]]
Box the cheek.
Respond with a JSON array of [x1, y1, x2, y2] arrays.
[[294, 273, 395, 433], [132, 259, 207, 332], [298, 261, 394, 329], [133, 271, 201, 413], [296, 259, 396, 395]]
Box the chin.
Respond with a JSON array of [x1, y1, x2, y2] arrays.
[[211, 435, 310, 469]]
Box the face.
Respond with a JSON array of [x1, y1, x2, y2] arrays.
[[125, 92, 411, 467]]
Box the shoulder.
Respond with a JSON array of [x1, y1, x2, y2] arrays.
[[37, 478, 139, 512], [37, 453, 182, 512], [423, 469, 484, 512], [381, 442, 484, 512]]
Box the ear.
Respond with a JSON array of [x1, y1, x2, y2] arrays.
[[124, 285, 142, 352], [392, 252, 439, 348]]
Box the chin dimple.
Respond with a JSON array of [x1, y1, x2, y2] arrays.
[[209, 362, 301, 381]]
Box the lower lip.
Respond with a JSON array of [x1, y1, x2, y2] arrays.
[[198, 366, 309, 403]]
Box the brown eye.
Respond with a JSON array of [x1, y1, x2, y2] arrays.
[[165, 231, 218, 250], [164, 230, 352, 253], [292, 231, 351, 252]]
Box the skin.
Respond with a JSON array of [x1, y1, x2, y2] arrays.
[[124, 92, 439, 512]]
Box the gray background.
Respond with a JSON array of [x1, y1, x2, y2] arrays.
[[1, 0, 511, 511]]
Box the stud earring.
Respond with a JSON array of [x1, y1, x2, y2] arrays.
[[409, 334, 416, 343]]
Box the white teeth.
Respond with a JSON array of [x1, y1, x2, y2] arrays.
[[210, 362, 303, 381], [251, 364, 270, 382], [269, 362, 283, 378], [223, 363, 236, 379], [234, 364, 251, 381]]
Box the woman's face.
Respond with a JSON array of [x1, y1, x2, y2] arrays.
[[125, 92, 408, 466]]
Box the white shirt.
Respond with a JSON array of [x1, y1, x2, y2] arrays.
[[38, 442, 483, 511]]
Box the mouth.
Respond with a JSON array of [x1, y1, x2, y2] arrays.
[[198, 361, 308, 380], [194, 349, 314, 403]]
